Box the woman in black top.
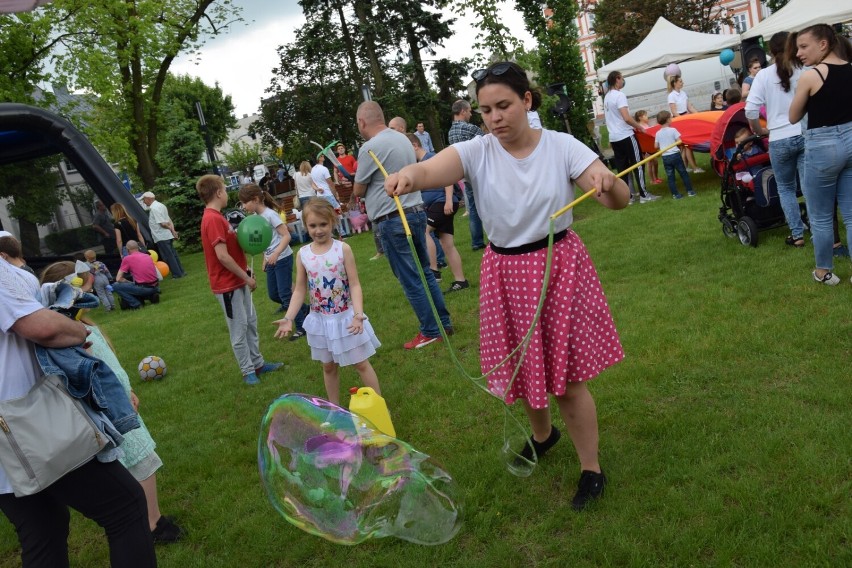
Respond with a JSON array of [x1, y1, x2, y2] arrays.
[[110, 202, 146, 256], [789, 24, 852, 286]]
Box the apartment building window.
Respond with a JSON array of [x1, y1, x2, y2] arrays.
[[732, 13, 748, 33], [587, 13, 595, 33]]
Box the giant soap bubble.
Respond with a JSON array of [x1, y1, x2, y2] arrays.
[[258, 393, 463, 545]]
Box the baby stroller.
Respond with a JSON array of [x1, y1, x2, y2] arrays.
[[711, 103, 804, 247]]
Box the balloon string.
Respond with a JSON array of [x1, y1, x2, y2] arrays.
[[250, 255, 255, 317]]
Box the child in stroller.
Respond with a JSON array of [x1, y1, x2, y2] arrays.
[[713, 103, 797, 247]]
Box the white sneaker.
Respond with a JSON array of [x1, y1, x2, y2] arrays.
[[692, 167, 705, 174], [813, 270, 840, 286], [639, 193, 660, 203]]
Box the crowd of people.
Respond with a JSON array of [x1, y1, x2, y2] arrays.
[[2, 22, 850, 562]]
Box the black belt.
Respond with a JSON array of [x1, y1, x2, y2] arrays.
[[372, 205, 424, 224], [489, 230, 568, 255], [138, 282, 159, 288]]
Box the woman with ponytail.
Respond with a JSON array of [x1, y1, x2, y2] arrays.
[[745, 31, 807, 248], [789, 24, 852, 285]]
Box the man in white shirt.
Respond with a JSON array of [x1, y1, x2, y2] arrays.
[[141, 191, 185, 278], [603, 71, 658, 204]]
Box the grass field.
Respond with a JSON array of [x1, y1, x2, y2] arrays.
[[1, 160, 850, 567]]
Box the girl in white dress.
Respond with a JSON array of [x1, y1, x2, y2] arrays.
[[274, 198, 381, 405]]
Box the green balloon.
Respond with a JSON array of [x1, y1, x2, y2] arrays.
[[237, 214, 273, 255]]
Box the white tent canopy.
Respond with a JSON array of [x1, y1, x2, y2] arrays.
[[596, 18, 740, 81], [743, 0, 852, 39]]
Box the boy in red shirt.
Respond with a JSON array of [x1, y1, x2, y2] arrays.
[[196, 174, 283, 385]]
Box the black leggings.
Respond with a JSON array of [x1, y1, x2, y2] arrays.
[[0, 459, 156, 568]]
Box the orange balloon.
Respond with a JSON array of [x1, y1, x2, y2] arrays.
[[155, 261, 170, 278]]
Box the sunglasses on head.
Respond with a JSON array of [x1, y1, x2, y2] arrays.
[[472, 62, 522, 84]]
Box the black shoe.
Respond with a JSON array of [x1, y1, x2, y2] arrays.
[[152, 515, 183, 544], [518, 425, 561, 462], [472, 244, 486, 251], [572, 470, 606, 511], [431, 269, 442, 282], [445, 280, 470, 293], [289, 329, 306, 342], [150, 293, 160, 304], [437, 261, 448, 269]]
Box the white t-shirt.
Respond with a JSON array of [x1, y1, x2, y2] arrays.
[[654, 126, 682, 156], [0, 261, 45, 494], [259, 207, 293, 260], [743, 64, 803, 142], [147, 200, 173, 243], [667, 90, 689, 114], [311, 164, 332, 193], [453, 129, 598, 248], [527, 110, 542, 129], [603, 89, 634, 143], [294, 172, 315, 199]]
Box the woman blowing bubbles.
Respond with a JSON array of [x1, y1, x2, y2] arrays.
[[385, 62, 629, 511]]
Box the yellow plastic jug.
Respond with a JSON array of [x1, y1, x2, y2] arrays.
[[348, 387, 396, 438]]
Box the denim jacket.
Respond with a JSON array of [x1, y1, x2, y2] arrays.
[[34, 345, 140, 434]]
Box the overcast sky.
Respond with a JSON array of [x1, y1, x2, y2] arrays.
[[171, 0, 534, 117]]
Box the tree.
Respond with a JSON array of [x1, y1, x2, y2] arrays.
[[256, 13, 363, 166], [516, 0, 593, 142], [592, 0, 732, 64], [379, 0, 455, 150], [220, 140, 265, 178], [765, 0, 790, 12], [447, 0, 524, 63], [48, 0, 242, 189], [0, 11, 62, 104], [0, 157, 63, 256]]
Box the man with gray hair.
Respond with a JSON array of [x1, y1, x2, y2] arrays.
[[141, 191, 186, 278], [388, 116, 407, 133], [448, 100, 486, 250], [354, 101, 452, 349]]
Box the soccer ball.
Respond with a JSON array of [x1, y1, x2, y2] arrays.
[[138, 355, 167, 381]]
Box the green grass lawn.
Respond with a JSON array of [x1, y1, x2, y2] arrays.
[[2, 160, 850, 566]]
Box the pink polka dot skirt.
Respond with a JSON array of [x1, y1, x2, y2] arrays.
[[480, 231, 624, 409]]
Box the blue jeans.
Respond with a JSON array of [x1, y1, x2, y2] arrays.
[[803, 123, 852, 270], [768, 135, 806, 239], [266, 253, 308, 329], [662, 153, 694, 196], [464, 182, 485, 249], [378, 211, 452, 338], [155, 238, 185, 278], [112, 282, 159, 308]]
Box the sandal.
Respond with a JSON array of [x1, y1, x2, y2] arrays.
[[785, 235, 805, 248]]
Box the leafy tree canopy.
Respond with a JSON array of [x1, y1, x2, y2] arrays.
[[592, 0, 733, 65]]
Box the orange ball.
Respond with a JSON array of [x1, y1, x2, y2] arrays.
[[155, 261, 170, 278]]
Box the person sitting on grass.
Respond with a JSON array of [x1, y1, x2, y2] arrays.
[[40, 261, 184, 544], [654, 111, 696, 199], [112, 240, 161, 310], [84, 249, 116, 312], [196, 174, 283, 385], [274, 198, 382, 405]]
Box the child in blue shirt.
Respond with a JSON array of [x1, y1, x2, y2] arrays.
[[654, 111, 696, 199]]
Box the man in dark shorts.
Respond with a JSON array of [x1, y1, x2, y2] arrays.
[[407, 134, 469, 293]]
